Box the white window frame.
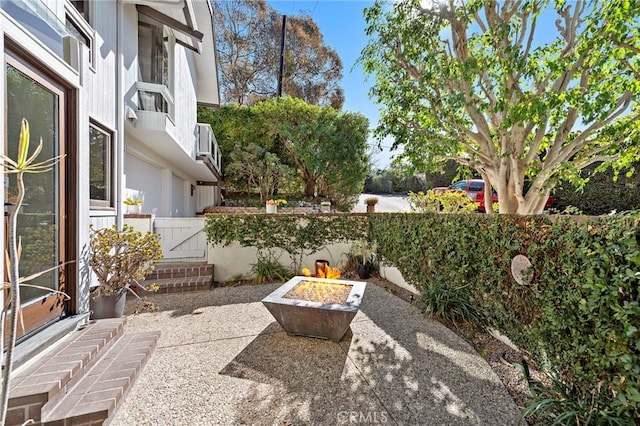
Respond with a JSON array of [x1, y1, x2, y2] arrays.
[[137, 14, 175, 121], [89, 121, 114, 209], [64, 1, 95, 72]]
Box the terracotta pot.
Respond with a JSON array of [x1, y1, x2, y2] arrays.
[[366, 204, 376, 213], [90, 290, 127, 319]]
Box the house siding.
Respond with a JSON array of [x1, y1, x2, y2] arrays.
[[87, 1, 118, 129], [124, 148, 164, 216], [173, 44, 198, 158], [1, 1, 91, 318], [122, 3, 209, 217], [1, 0, 218, 344]]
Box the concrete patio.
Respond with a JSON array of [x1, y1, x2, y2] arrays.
[[111, 283, 524, 425]]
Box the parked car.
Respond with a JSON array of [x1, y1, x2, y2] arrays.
[[433, 179, 554, 212]]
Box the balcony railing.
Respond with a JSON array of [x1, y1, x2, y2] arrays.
[[197, 123, 221, 174], [136, 81, 174, 120]]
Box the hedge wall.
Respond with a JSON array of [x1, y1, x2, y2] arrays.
[[205, 211, 640, 422], [370, 212, 639, 422], [552, 162, 640, 215]]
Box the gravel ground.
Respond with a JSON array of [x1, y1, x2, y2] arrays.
[[113, 276, 526, 425], [364, 274, 548, 425]]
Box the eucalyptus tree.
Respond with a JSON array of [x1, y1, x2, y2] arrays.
[[213, 0, 344, 108], [361, 0, 640, 214]]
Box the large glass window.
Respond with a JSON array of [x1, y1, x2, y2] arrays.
[[4, 50, 70, 339], [138, 16, 168, 85], [138, 15, 173, 114], [89, 123, 112, 207], [6, 64, 59, 301]]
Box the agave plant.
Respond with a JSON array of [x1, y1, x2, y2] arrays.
[[0, 118, 66, 424]]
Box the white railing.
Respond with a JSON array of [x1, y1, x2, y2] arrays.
[[136, 81, 174, 120], [197, 123, 221, 173]]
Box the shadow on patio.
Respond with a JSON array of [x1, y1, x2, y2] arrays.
[[114, 283, 523, 425]]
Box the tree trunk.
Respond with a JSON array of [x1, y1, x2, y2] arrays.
[[303, 176, 317, 197], [303, 182, 313, 197]]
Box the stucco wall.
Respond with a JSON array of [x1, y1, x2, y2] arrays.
[[207, 240, 419, 294], [208, 242, 351, 282]]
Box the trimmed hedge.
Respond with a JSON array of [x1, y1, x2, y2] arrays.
[[553, 162, 640, 215], [205, 213, 368, 270], [205, 211, 640, 422], [370, 212, 639, 422]]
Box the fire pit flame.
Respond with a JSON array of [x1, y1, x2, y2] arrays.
[[282, 280, 352, 305], [262, 276, 367, 341]]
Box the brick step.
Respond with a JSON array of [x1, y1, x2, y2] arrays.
[[144, 262, 213, 281], [7, 318, 126, 425], [138, 275, 213, 294], [41, 331, 160, 425]]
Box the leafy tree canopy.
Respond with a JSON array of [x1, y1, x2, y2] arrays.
[[199, 98, 371, 209], [254, 97, 370, 207], [360, 0, 640, 214], [213, 0, 344, 108]]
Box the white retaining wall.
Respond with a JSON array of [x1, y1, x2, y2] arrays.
[[208, 241, 419, 294]]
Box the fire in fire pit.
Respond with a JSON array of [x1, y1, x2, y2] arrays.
[[262, 276, 367, 341], [282, 280, 352, 305]]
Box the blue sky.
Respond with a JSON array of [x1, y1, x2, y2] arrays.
[[265, 1, 573, 171], [267, 1, 395, 169]]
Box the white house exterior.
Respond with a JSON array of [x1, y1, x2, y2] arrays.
[[122, 0, 221, 217], [1, 0, 220, 360]]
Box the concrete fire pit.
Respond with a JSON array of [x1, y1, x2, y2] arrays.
[[261, 276, 367, 341]]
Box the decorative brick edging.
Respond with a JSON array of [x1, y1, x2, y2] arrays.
[[202, 206, 319, 214]]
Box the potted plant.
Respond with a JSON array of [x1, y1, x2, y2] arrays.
[[348, 240, 377, 279], [364, 196, 379, 213], [88, 224, 163, 318], [320, 200, 331, 213], [124, 196, 142, 214], [266, 198, 286, 214]]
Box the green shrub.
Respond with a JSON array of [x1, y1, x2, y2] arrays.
[[418, 280, 480, 325], [250, 250, 293, 283], [205, 210, 640, 423], [553, 162, 640, 215], [370, 212, 640, 423], [364, 174, 393, 193], [205, 213, 368, 271], [405, 175, 426, 193], [407, 190, 479, 213]]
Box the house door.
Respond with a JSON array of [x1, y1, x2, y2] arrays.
[[4, 50, 72, 341]]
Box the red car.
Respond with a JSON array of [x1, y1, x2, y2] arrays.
[[433, 179, 553, 212]]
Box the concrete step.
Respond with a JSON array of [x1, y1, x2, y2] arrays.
[[139, 262, 214, 293], [144, 262, 213, 281], [139, 276, 213, 294], [41, 331, 160, 425], [7, 318, 126, 425]]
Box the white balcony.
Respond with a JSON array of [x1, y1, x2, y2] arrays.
[[136, 81, 174, 120], [196, 123, 222, 179], [125, 93, 221, 182]]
